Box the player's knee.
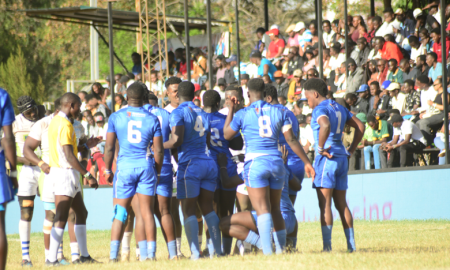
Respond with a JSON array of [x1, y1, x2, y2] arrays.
[[20, 208, 33, 221], [19, 196, 35, 221], [68, 210, 76, 224], [45, 210, 55, 222], [113, 204, 128, 223]]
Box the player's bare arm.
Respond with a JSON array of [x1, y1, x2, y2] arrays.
[[164, 126, 184, 149], [344, 115, 365, 156], [284, 128, 315, 179], [23, 137, 50, 174], [223, 97, 239, 140], [217, 153, 244, 189], [153, 135, 164, 183], [2, 125, 17, 190], [103, 131, 117, 186]]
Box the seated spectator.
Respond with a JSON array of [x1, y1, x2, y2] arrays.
[[434, 111, 450, 165], [346, 59, 364, 93], [215, 78, 227, 99], [295, 21, 313, 52], [255, 27, 271, 57], [386, 82, 406, 114], [373, 36, 403, 63], [85, 114, 98, 138], [418, 29, 432, 55], [286, 24, 299, 47], [345, 89, 369, 115], [306, 68, 319, 79], [427, 52, 442, 83], [348, 40, 359, 62], [278, 96, 288, 106], [376, 8, 395, 37], [114, 94, 126, 111], [415, 55, 431, 78], [240, 74, 250, 105], [376, 59, 389, 86], [273, 71, 289, 100], [93, 112, 108, 153], [375, 81, 393, 120], [356, 37, 371, 67], [78, 91, 88, 112], [355, 113, 373, 169], [366, 115, 393, 169], [334, 62, 347, 97], [402, 79, 421, 121], [400, 58, 418, 82], [329, 45, 345, 70], [302, 50, 316, 73], [288, 69, 304, 102], [368, 81, 381, 115], [300, 114, 315, 162], [416, 75, 438, 114], [431, 28, 450, 63], [408, 36, 425, 65], [366, 60, 379, 85], [286, 46, 304, 76], [387, 59, 404, 83], [323, 20, 335, 48], [85, 94, 109, 120], [380, 114, 426, 167], [416, 77, 448, 145], [395, 8, 416, 37], [365, 16, 381, 44], [266, 28, 285, 59], [250, 50, 277, 81]]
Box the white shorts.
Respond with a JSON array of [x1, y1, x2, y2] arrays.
[[17, 165, 41, 197], [48, 168, 81, 199], [41, 173, 55, 203], [236, 183, 248, 195]]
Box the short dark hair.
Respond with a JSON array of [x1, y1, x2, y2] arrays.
[[178, 81, 195, 99], [323, 20, 330, 25], [345, 93, 357, 101], [78, 91, 88, 96], [370, 81, 380, 88], [404, 79, 415, 87], [417, 75, 430, 84], [357, 37, 367, 44], [372, 16, 382, 23], [390, 109, 401, 115], [303, 78, 328, 97], [131, 52, 140, 58], [278, 96, 287, 101], [256, 27, 266, 34], [418, 55, 426, 63], [247, 78, 265, 93], [388, 58, 398, 66], [148, 93, 158, 102], [383, 8, 393, 14], [60, 92, 81, 106], [330, 46, 340, 54], [225, 84, 243, 97], [127, 82, 146, 99], [264, 84, 278, 100], [384, 34, 395, 43], [367, 115, 376, 123], [94, 111, 105, 119], [54, 98, 61, 111], [427, 52, 438, 61], [373, 36, 385, 43], [85, 94, 97, 102], [165, 76, 182, 89], [431, 28, 441, 35], [390, 114, 403, 123], [408, 35, 419, 44], [202, 90, 221, 107]]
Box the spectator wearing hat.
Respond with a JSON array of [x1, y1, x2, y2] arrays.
[[272, 71, 289, 101], [288, 70, 304, 103], [345, 85, 370, 115], [395, 8, 416, 38], [376, 8, 395, 37], [373, 80, 393, 119], [224, 54, 238, 84], [380, 114, 426, 167], [431, 28, 450, 63], [286, 46, 304, 76], [249, 50, 277, 81], [346, 59, 364, 94], [373, 36, 403, 64], [295, 21, 313, 50], [391, 19, 403, 44], [266, 28, 285, 60], [285, 24, 299, 48], [427, 52, 442, 83], [386, 82, 406, 114], [387, 59, 404, 83], [365, 115, 393, 170]]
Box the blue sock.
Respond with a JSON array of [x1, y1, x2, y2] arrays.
[[167, 240, 177, 259], [138, 240, 147, 261], [222, 237, 233, 255], [257, 213, 274, 255], [344, 228, 356, 252], [110, 240, 120, 260], [204, 211, 222, 255], [287, 236, 297, 249], [273, 229, 286, 254], [147, 241, 156, 259], [244, 230, 262, 249], [184, 215, 200, 260], [207, 238, 214, 257], [321, 225, 333, 251]]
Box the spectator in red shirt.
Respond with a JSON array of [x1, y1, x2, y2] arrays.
[[87, 147, 107, 185], [431, 28, 450, 63], [373, 36, 403, 64], [266, 28, 285, 59]]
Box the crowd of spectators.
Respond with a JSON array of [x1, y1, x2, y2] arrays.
[[77, 1, 450, 172]]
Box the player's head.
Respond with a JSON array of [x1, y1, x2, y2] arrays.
[[17, 95, 39, 122], [224, 84, 244, 111], [148, 93, 158, 107], [203, 90, 221, 111], [263, 84, 278, 104], [165, 77, 182, 106], [127, 82, 147, 106], [177, 81, 195, 101], [303, 78, 328, 109], [60, 92, 82, 119], [247, 78, 265, 103]]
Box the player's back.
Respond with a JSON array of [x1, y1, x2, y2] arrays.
[[108, 106, 161, 170], [207, 111, 232, 160], [144, 104, 172, 165], [169, 101, 210, 164], [232, 100, 289, 158], [273, 104, 300, 159], [311, 99, 352, 157]]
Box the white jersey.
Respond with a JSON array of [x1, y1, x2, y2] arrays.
[[28, 114, 54, 163], [12, 114, 41, 158]]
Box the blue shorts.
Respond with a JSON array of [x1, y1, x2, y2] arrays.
[[243, 156, 285, 190], [216, 160, 238, 191], [156, 164, 174, 198], [0, 170, 14, 206], [177, 158, 218, 199], [113, 166, 157, 199], [251, 210, 296, 234], [313, 155, 348, 190], [287, 158, 305, 196]]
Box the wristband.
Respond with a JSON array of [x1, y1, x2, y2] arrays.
[[9, 170, 17, 178], [104, 169, 112, 175], [38, 160, 45, 168], [82, 158, 89, 161], [157, 174, 161, 176]]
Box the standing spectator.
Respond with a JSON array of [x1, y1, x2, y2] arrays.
[[286, 46, 303, 76], [415, 55, 431, 78], [356, 37, 371, 67], [215, 55, 227, 85], [401, 79, 421, 120], [285, 24, 299, 48], [93, 112, 108, 153], [381, 115, 426, 167], [366, 115, 393, 170], [346, 59, 364, 94], [175, 48, 190, 78], [431, 28, 450, 63], [255, 27, 271, 57], [250, 50, 277, 81], [131, 52, 142, 75], [266, 28, 285, 59], [224, 54, 238, 84], [396, 8, 416, 37], [322, 20, 335, 48], [376, 8, 395, 37], [355, 113, 374, 169], [427, 52, 442, 82], [387, 59, 404, 83], [295, 21, 312, 51], [386, 82, 406, 114], [400, 59, 418, 82], [373, 37, 403, 63], [192, 48, 207, 84]]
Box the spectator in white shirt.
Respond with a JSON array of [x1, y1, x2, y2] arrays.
[[416, 74, 437, 113], [93, 112, 108, 153], [329, 46, 345, 70], [322, 20, 335, 48], [376, 8, 395, 37], [386, 82, 406, 113]]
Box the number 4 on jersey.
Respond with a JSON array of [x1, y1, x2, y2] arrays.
[[194, 115, 205, 137]]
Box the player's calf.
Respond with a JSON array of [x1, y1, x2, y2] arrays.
[[18, 195, 35, 264], [110, 204, 128, 261]]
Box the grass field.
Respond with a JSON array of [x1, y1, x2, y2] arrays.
[[5, 220, 450, 269]]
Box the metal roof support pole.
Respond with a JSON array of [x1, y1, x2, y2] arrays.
[[440, 0, 449, 164], [206, 0, 213, 89], [184, 0, 191, 81], [235, 0, 241, 85], [107, 0, 116, 112]]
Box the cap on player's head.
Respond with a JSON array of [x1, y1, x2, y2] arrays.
[[178, 81, 195, 100], [148, 93, 158, 106], [264, 84, 278, 102], [303, 78, 328, 97], [127, 82, 146, 100], [247, 78, 265, 93], [54, 97, 62, 111], [165, 76, 182, 89], [203, 90, 221, 108]]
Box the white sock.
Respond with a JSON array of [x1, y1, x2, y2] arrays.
[[57, 240, 64, 260], [45, 249, 49, 262], [122, 232, 132, 252], [136, 247, 140, 258], [244, 241, 252, 250], [176, 237, 182, 255], [74, 225, 89, 257], [70, 242, 80, 261], [49, 227, 64, 262], [198, 235, 202, 249], [19, 220, 31, 261]]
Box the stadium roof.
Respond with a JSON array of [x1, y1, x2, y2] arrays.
[[23, 6, 230, 32]]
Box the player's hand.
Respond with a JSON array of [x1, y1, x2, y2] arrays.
[[87, 136, 102, 148], [319, 146, 333, 159], [281, 145, 288, 164], [41, 163, 51, 174], [88, 178, 99, 190], [104, 172, 114, 186], [228, 96, 240, 112], [305, 163, 315, 181], [217, 153, 228, 167], [11, 176, 18, 191]]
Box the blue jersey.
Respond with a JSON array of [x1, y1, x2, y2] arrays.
[[280, 165, 295, 213], [273, 104, 300, 159], [206, 111, 234, 160], [169, 101, 210, 164], [230, 100, 291, 157], [0, 89, 15, 172], [311, 99, 353, 157], [143, 104, 172, 165], [107, 106, 162, 170]]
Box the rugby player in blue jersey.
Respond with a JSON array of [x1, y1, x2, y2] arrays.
[[202, 89, 243, 255], [104, 82, 164, 262], [303, 78, 365, 252], [223, 78, 314, 255], [164, 81, 222, 259]]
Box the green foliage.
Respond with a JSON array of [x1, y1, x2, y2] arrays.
[[0, 47, 45, 112]]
